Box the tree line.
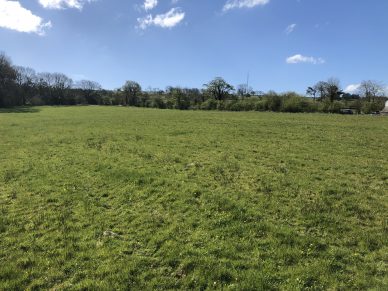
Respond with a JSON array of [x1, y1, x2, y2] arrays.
[[1, 52, 386, 113]]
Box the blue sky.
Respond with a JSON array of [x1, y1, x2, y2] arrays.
[[1, 0, 387, 93]]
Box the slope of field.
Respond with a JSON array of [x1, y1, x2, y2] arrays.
[[0, 106, 387, 289]]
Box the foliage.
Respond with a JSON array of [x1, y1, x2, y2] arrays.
[[0, 52, 387, 114], [122, 81, 142, 106], [203, 77, 234, 101], [309, 78, 343, 102], [0, 52, 18, 107]]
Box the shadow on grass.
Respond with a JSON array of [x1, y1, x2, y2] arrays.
[[0, 107, 41, 114]]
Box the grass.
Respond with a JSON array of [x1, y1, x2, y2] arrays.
[[0, 106, 387, 290]]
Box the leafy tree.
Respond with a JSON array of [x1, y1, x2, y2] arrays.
[[204, 77, 234, 101], [185, 88, 203, 105], [313, 81, 328, 100], [309, 78, 342, 102], [306, 86, 317, 100], [325, 78, 343, 102], [168, 87, 191, 110], [122, 81, 142, 106]]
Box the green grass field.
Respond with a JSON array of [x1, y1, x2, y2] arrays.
[[0, 106, 387, 290]]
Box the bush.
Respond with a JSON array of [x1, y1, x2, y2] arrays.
[[282, 96, 304, 113], [263, 92, 283, 112], [282, 97, 319, 113], [319, 100, 344, 113], [30, 96, 45, 106], [100, 96, 113, 105], [151, 96, 166, 109], [200, 98, 218, 110], [361, 101, 384, 114], [254, 99, 267, 111]]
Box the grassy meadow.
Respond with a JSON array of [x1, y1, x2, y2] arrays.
[[0, 106, 387, 290]]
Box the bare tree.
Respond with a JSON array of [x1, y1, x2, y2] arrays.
[[15, 66, 36, 105], [36, 72, 54, 97], [237, 84, 253, 98], [52, 73, 73, 104], [0, 52, 18, 106], [77, 80, 101, 91], [35, 72, 72, 104], [76, 80, 102, 104], [358, 80, 384, 102]]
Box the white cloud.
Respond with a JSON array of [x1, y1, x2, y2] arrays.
[[0, 0, 51, 35], [344, 84, 361, 94], [144, 0, 158, 11], [137, 8, 185, 30], [285, 23, 296, 34], [39, 0, 94, 10], [286, 54, 325, 65], [223, 0, 270, 11]]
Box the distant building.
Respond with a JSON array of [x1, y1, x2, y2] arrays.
[[382, 101, 388, 115]]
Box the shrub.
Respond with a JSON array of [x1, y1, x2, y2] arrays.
[[265, 93, 283, 112], [151, 96, 166, 109], [361, 101, 384, 114], [30, 96, 45, 106], [282, 96, 304, 113], [200, 98, 218, 110]]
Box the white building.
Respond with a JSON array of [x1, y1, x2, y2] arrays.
[[381, 100, 388, 115]]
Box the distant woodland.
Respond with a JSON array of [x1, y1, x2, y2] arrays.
[[1, 52, 386, 113]]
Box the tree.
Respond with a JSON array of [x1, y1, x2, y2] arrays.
[[309, 78, 342, 102], [185, 88, 203, 105], [51, 73, 73, 105], [76, 80, 102, 104], [122, 81, 142, 106], [237, 84, 253, 98], [15, 66, 36, 105], [306, 86, 317, 100], [35, 72, 52, 102], [313, 81, 328, 100], [204, 77, 234, 101], [358, 80, 384, 102], [0, 52, 17, 107], [325, 78, 342, 102], [166, 87, 191, 110]]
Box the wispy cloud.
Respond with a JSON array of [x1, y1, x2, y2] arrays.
[[39, 0, 95, 10], [0, 0, 51, 35], [286, 54, 325, 65], [223, 0, 270, 12], [143, 0, 158, 11], [285, 23, 296, 35], [137, 8, 185, 30]]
